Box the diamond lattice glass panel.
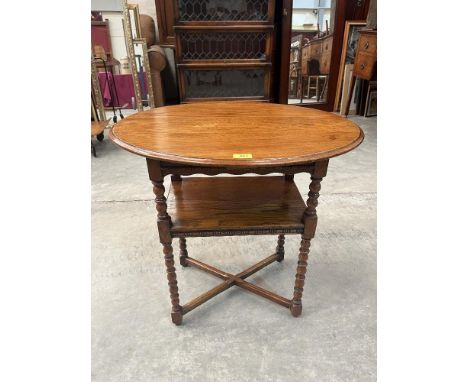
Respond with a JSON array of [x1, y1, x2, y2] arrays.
[[183, 69, 265, 98], [180, 31, 268, 60], [178, 0, 269, 21]]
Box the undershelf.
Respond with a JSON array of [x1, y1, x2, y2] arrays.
[[166, 176, 306, 237]]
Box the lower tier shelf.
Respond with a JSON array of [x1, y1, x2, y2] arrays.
[[166, 176, 306, 237]]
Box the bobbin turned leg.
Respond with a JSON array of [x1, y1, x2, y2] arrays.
[[290, 160, 328, 317], [147, 159, 183, 325], [291, 237, 311, 317], [162, 240, 182, 325], [276, 234, 285, 262], [179, 237, 188, 267]]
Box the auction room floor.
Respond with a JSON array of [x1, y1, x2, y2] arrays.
[[91, 114, 377, 382]]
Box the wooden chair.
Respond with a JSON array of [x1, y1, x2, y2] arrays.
[[304, 59, 327, 101]]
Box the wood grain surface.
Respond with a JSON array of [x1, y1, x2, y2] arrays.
[[91, 121, 108, 137], [166, 176, 306, 235], [109, 102, 364, 167]]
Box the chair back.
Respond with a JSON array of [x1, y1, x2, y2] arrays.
[[307, 59, 320, 76]]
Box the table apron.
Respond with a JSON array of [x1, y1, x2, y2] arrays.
[[160, 163, 318, 177]]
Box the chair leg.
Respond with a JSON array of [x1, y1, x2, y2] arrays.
[[320, 76, 328, 101], [276, 234, 285, 262], [91, 142, 97, 157], [179, 237, 188, 267], [316, 76, 320, 100]]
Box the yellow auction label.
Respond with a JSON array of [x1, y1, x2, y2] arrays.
[[233, 153, 253, 159]]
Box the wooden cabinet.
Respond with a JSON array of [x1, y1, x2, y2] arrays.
[[352, 30, 376, 80], [156, 0, 276, 102], [154, 0, 176, 46], [300, 35, 334, 76], [353, 52, 374, 80], [344, 29, 377, 115], [357, 31, 377, 55]]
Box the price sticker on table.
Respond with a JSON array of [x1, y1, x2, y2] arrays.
[[233, 153, 253, 159]]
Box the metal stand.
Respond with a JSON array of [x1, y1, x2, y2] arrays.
[[95, 57, 124, 123]]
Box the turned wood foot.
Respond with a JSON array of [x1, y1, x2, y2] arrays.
[[171, 310, 183, 325], [276, 234, 285, 262], [179, 237, 188, 267], [290, 302, 302, 317]]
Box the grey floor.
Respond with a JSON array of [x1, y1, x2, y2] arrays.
[[92, 114, 376, 382]]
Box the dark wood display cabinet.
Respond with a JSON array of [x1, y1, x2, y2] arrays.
[[171, 0, 276, 102], [155, 0, 371, 109]]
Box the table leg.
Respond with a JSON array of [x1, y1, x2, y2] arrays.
[[151, 178, 183, 325], [276, 234, 285, 262], [179, 237, 188, 267], [290, 161, 327, 317]]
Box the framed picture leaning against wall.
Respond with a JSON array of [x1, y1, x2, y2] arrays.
[[334, 20, 367, 111]]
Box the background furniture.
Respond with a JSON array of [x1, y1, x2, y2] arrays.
[[98, 72, 146, 109], [173, 0, 276, 102], [91, 54, 110, 157], [279, 0, 371, 110], [91, 20, 122, 76], [152, 0, 371, 108], [344, 29, 376, 116], [288, 34, 301, 97], [334, 20, 367, 112], [154, 0, 176, 47], [140, 14, 167, 107], [109, 102, 364, 325], [122, 1, 156, 111], [91, 20, 113, 62], [90, 120, 107, 157]]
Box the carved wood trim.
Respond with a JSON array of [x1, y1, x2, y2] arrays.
[[161, 164, 316, 177], [171, 228, 303, 238]]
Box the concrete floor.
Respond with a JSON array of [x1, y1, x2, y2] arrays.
[[92, 114, 376, 381]]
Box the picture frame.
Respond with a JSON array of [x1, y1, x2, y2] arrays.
[[127, 4, 142, 39], [122, 0, 143, 111], [364, 81, 377, 117], [133, 38, 155, 109], [334, 20, 367, 111]]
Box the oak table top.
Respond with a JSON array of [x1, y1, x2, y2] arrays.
[[109, 102, 364, 167]]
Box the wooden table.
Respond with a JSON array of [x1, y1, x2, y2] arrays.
[[110, 102, 364, 325]]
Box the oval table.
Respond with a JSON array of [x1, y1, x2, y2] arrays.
[[110, 102, 364, 325]]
